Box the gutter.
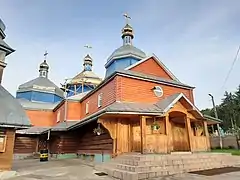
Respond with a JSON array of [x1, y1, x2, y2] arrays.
[[0, 122, 32, 129]]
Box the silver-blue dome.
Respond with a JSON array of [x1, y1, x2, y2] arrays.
[[107, 44, 146, 62]]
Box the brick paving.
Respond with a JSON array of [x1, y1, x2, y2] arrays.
[[3, 158, 240, 180]]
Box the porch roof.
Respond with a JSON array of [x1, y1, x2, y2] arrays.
[[16, 126, 50, 135], [203, 114, 223, 125], [50, 120, 79, 131], [68, 93, 199, 130]]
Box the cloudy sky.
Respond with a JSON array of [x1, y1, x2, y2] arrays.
[[1, 0, 240, 109]]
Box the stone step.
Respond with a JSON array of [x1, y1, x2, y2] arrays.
[[95, 153, 240, 180], [116, 163, 159, 172]]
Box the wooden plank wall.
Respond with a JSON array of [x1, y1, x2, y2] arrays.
[[0, 128, 15, 171], [14, 135, 38, 154], [77, 122, 113, 154], [192, 136, 209, 151], [59, 132, 79, 153]]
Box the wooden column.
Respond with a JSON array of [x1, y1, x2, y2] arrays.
[[165, 114, 172, 153], [203, 121, 211, 151], [140, 116, 146, 154], [128, 121, 132, 152], [185, 115, 193, 152]]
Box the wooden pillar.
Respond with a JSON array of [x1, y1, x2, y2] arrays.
[[128, 120, 132, 152], [116, 118, 120, 155], [140, 116, 146, 154], [204, 121, 211, 151], [185, 115, 193, 152], [35, 137, 39, 153], [165, 114, 172, 153]]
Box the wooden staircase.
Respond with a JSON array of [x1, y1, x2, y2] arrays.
[[94, 152, 240, 180]]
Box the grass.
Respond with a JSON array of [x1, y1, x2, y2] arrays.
[[211, 149, 240, 156]]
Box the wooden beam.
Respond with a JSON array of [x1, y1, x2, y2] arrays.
[[140, 116, 147, 154]]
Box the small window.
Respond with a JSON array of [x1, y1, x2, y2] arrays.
[[153, 86, 163, 97], [57, 111, 61, 123], [86, 101, 89, 114], [0, 135, 7, 153], [98, 93, 103, 108]]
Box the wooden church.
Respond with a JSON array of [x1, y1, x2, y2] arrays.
[[14, 14, 221, 162]]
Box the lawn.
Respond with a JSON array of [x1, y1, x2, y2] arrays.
[[211, 149, 240, 156]]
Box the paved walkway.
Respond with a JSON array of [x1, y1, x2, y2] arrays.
[[5, 159, 240, 180]]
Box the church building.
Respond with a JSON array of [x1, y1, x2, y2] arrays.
[[14, 14, 221, 162]]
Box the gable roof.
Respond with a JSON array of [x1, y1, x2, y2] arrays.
[[125, 54, 180, 82], [156, 93, 203, 117], [0, 85, 31, 128]]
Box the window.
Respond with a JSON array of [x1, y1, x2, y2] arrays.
[[153, 86, 163, 97], [0, 135, 7, 153], [57, 111, 61, 123], [98, 93, 103, 108], [86, 101, 89, 114]]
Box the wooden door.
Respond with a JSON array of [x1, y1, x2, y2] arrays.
[[117, 120, 130, 153], [132, 121, 141, 152], [172, 122, 190, 151]]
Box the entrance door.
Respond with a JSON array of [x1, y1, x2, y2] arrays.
[[172, 122, 190, 151], [132, 121, 141, 152], [117, 119, 130, 153]]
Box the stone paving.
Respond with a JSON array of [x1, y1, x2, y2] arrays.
[[3, 158, 240, 180]]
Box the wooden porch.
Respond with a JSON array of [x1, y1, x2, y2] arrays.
[[98, 101, 210, 156]]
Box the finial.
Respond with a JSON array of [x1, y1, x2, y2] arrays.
[[44, 50, 48, 61], [84, 44, 93, 55], [123, 13, 131, 24]]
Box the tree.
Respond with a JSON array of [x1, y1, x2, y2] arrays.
[[201, 85, 240, 131]]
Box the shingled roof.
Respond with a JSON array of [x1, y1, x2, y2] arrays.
[[0, 85, 31, 128]]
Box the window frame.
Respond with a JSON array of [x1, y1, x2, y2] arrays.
[[86, 101, 89, 114], [57, 111, 61, 123], [153, 86, 164, 97], [97, 93, 103, 108], [0, 135, 7, 153]]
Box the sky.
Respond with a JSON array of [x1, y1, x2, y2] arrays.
[[1, 0, 240, 110]]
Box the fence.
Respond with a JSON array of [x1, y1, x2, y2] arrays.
[[210, 135, 240, 149]]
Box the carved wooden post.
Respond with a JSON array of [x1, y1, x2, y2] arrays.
[[140, 116, 146, 154]]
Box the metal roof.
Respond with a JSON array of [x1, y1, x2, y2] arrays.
[[69, 70, 102, 85], [119, 70, 193, 89], [16, 126, 50, 135], [69, 93, 204, 130], [18, 98, 60, 110], [67, 91, 90, 101], [105, 45, 146, 67], [17, 77, 64, 98], [51, 121, 79, 131], [0, 85, 31, 128]]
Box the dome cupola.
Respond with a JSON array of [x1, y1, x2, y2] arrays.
[[104, 13, 146, 78]]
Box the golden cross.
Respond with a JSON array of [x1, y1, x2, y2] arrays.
[[44, 51, 48, 60], [123, 13, 131, 24]]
